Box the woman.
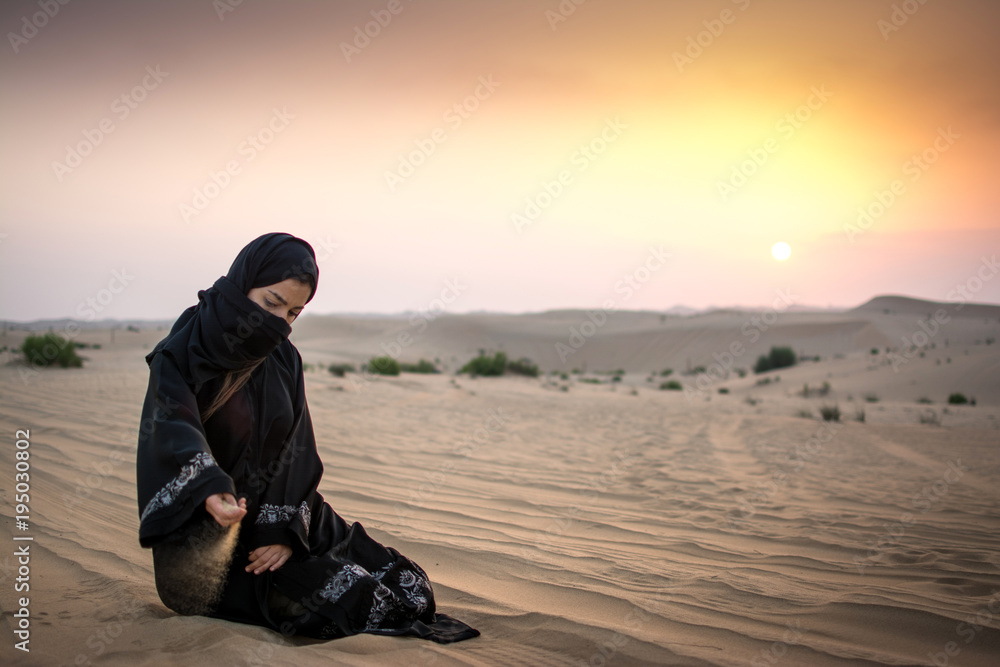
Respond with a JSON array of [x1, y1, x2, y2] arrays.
[[135, 232, 479, 643]]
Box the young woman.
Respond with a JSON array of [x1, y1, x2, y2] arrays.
[[135, 232, 478, 643]]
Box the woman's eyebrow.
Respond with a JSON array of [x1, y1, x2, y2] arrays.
[[267, 290, 288, 305]]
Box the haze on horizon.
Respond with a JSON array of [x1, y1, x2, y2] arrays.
[[1, 0, 998, 322]]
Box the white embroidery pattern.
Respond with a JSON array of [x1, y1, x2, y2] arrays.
[[141, 452, 218, 522], [371, 562, 394, 582], [398, 569, 429, 614], [298, 500, 311, 537], [256, 503, 297, 525], [365, 583, 394, 630], [256, 501, 312, 537], [318, 563, 368, 604]]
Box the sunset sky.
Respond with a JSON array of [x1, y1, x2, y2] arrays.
[[1, 0, 998, 321]]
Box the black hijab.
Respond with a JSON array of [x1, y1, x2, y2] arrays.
[[146, 232, 319, 386], [137, 232, 319, 547]]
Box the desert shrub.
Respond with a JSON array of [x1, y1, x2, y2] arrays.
[[660, 368, 673, 377], [819, 404, 841, 422], [754, 346, 797, 374], [460, 351, 507, 377], [506, 357, 539, 377], [328, 363, 356, 377], [801, 381, 831, 398], [367, 356, 400, 376], [947, 393, 969, 405], [581, 377, 602, 384], [864, 393, 880, 403], [660, 380, 682, 391], [399, 359, 439, 374], [796, 409, 813, 419], [916, 396, 933, 404], [854, 407, 866, 423], [919, 409, 941, 426], [20, 333, 83, 368], [718, 387, 730, 394]]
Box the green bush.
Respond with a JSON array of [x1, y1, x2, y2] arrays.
[[660, 380, 682, 391], [399, 359, 439, 374], [367, 356, 400, 376], [506, 357, 539, 377], [20, 333, 83, 368], [947, 393, 969, 405], [754, 346, 797, 374], [460, 351, 507, 376], [819, 404, 841, 422], [328, 363, 356, 377]]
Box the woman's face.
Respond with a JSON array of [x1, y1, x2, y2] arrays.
[[246, 278, 312, 326]]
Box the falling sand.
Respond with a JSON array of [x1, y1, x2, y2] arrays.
[[152, 516, 240, 616]]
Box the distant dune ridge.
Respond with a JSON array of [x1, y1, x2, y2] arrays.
[[1, 294, 998, 665]]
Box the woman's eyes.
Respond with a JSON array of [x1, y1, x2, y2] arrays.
[[262, 298, 298, 320]]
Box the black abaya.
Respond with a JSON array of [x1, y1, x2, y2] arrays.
[[135, 233, 479, 643]]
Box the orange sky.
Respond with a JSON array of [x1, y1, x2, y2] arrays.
[[1, 0, 998, 320]]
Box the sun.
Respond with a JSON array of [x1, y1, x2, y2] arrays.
[[771, 242, 791, 261]]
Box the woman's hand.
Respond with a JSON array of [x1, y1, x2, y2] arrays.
[[246, 544, 293, 574], [205, 493, 247, 527]]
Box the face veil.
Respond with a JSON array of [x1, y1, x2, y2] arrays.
[[145, 232, 319, 386]]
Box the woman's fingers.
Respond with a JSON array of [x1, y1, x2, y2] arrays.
[[205, 493, 247, 527], [246, 545, 292, 574]]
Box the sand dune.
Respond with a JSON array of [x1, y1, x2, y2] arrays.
[[1, 300, 999, 665]]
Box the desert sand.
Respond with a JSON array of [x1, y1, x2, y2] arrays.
[[1, 296, 999, 666]]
